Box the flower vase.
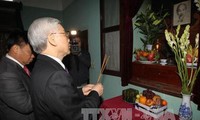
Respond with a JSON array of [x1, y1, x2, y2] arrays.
[[146, 44, 153, 51], [178, 93, 192, 120]]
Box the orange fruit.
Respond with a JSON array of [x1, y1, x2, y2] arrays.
[[145, 99, 154, 106], [153, 95, 161, 105], [162, 100, 167, 106], [139, 96, 147, 105], [142, 52, 149, 57]]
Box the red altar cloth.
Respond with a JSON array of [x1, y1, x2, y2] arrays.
[[99, 96, 179, 120]]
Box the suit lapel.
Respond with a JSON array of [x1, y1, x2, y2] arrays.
[[18, 66, 30, 91]]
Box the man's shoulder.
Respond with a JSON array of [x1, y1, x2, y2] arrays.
[[0, 57, 21, 73]]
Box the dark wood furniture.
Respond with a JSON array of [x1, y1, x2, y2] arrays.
[[130, 61, 197, 97]]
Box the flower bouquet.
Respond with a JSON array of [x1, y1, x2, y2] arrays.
[[165, 25, 200, 94]]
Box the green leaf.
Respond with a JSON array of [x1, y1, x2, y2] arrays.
[[134, 5, 168, 47]]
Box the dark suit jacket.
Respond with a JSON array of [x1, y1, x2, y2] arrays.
[[0, 57, 34, 120], [31, 54, 100, 120]]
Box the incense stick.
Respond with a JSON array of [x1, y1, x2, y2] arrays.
[[97, 55, 110, 83]]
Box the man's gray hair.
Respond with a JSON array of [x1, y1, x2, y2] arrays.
[[28, 17, 60, 53]]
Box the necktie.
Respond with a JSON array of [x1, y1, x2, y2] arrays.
[[65, 67, 69, 74], [23, 66, 30, 76]]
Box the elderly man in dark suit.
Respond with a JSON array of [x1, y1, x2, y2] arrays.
[[0, 31, 35, 120], [28, 17, 103, 120]]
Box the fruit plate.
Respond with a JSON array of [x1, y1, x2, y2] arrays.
[[135, 102, 167, 118], [139, 60, 156, 64], [186, 63, 197, 67]]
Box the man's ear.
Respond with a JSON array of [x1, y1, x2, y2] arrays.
[[11, 45, 19, 54], [48, 34, 56, 46]]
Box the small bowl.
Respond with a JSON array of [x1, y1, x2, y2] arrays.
[[160, 62, 167, 66], [160, 59, 167, 63]]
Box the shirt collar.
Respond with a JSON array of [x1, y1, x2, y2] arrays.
[[43, 54, 66, 69], [6, 54, 24, 68]]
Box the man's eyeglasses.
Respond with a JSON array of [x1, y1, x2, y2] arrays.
[[51, 32, 69, 37]]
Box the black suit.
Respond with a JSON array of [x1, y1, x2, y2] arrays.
[[0, 57, 34, 120], [31, 54, 100, 120]]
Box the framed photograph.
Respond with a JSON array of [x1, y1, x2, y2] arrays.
[[173, 0, 191, 26]]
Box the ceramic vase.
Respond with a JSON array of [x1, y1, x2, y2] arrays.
[[178, 93, 192, 120], [146, 44, 153, 51]]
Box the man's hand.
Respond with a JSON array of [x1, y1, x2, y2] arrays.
[[91, 83, 104, 96], [82, 83, 104, 96], [82, 84, 95, 96]]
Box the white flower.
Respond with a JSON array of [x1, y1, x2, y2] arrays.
[[183, 51, 187, 56], [180, 45, 185, 50], [170, 41, 176, 48]]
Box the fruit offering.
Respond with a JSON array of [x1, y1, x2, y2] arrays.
[[136, 89, 167, 108], [143, 89, 155, 99], [186, 45, 198, 63], [133, 49, 159, 61]]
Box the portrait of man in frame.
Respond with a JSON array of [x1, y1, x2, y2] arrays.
[[173, 0, 191, 26]]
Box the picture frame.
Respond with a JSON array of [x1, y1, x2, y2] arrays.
[[173, 0, 191, 26]]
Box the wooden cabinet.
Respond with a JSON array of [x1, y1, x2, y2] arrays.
[[130, 61, 183, 97]]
